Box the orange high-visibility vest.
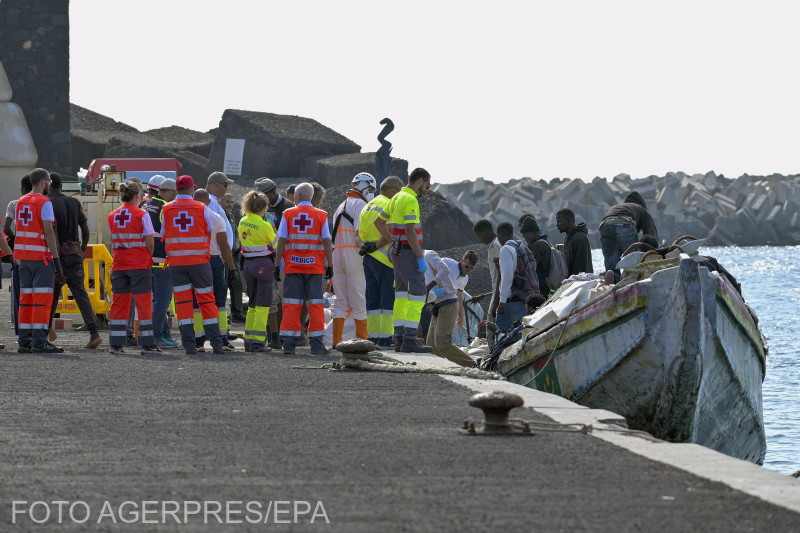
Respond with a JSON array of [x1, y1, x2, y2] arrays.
[[14, 193, 52, 262], [161, 198, 211, 266], [108, 203, 151, 271], [283, 205, 328, 275]]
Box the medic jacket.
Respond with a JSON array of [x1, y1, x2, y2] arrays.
[[161, 198, 211, 266], [282, 205, 328, 275], [14, 193, 52, 262], [108, 203, 151, 271]]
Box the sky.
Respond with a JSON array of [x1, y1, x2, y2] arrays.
[[69, 1, 800, 184]]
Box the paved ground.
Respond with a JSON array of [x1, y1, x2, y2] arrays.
[[0, 295, 799, 531]]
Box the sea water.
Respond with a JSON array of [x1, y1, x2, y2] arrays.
[[592, 246, 800, 474]]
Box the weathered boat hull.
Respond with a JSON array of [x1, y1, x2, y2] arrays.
[[497, 257, 766, 463]]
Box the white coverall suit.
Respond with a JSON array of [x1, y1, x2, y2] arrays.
[[330, 191, 369, 343]]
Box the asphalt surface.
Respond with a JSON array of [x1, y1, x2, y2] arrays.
[[0, 294, 799, 531]]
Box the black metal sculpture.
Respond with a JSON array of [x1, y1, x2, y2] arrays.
[[375, 117, 394, 188]]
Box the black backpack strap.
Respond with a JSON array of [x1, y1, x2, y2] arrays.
[[332, 210, 355, 245]]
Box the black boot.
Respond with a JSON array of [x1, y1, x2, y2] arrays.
[[399, 338, 433, 354]]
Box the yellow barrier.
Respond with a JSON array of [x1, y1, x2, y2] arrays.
[[55, 244, 113, 316]]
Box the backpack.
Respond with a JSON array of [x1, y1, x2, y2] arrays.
[[507, 240, 539, 301], [546, 242, 569, 289]]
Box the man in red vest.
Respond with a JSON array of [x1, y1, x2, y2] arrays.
[[274, 182, 333, 355], [14, 168, 64, 353], [161, 175, 226, 355]]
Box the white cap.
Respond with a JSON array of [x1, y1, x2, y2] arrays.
[[148, 174, 166, 190]]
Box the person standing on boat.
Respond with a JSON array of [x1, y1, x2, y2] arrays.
[[599, 191, 658, 280], [374, 168, 434, 353], [556, 208, 594, 276], [473, 219, 502, 321], [519, 217, 552, 298], [496, 222, 537, 332]]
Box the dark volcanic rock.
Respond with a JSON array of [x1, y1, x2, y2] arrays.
[[144, 126, 214, 158], [70, 103, 140, 173], [299, 152, 408, 188], [207, 109, 361, 182]]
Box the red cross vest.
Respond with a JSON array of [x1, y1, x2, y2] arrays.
[[108, 203, 151, 271], [161, 198, 211, 266], [283, 205, 328, 274], [14, 193, 52, 262]]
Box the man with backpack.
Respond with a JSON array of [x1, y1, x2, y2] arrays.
[[520, 216, 559, 297], [496, 222, 538, 332]]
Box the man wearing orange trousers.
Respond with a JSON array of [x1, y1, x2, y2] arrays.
[[161, 175, 225, 355], [14, 168, 64, 353], [274, 182, 333, 355]]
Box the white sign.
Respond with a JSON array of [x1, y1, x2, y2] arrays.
[[222, 138, 245, 176]]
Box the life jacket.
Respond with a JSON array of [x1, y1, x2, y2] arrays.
[[161, 198, 211, 266], [14, 193, 52, 262], [143, 195, 168, 266], [283, 205, 328, 274], [108, 203, 151, 271]]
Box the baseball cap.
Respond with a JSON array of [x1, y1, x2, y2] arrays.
[[148, 174, 166, 190], [255, 177, 276, 193], [159, 178, 177, 191], [207, 171, 234, 186], [176, 175, 196, 189]]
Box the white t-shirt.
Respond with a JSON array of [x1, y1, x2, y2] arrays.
[[424, 251, 468, 303], [487, 236, 501, 293], [208, 210, 227, 256]]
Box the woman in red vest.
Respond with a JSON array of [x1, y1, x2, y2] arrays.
[[107, 181, 158, 355]]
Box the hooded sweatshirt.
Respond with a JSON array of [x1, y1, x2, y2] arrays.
[[602, 191, 658, 242], [564, 222, 593, 275]]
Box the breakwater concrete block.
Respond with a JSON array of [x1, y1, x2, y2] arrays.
[[207, 109, 361, 182], [299, 152, 408, 188]]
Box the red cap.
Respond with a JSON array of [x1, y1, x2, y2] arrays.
[[176, 175, 196, 189]]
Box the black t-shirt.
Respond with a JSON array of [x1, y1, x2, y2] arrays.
[[267, 195, 294, 230], [50, 192, 87, 244]]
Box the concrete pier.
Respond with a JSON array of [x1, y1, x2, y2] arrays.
[[1, 309, 798, 531]]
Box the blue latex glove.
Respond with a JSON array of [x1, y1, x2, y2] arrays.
[[416, 257, 427, 273], [432, 286, 446, 298]]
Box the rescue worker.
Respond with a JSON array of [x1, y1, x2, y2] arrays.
[[358, 175, 403, 346], [238, 191, 277, 352], [193, 188, 237, 352], [15, 168, 64, 353], [273, 182, 333, 355], [424, 249, 478, 367], [330, 172, 376, 346], [4, 174, 32, 335], [374, 167, 434, 353], [143, 177, 178, 348], [107, 181, 159, 355], [254, 177, 293, 348], [161, 175, 226, 355]]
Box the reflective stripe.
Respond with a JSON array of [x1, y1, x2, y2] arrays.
[[202, 318, 219, 325], [195, 286, 214, 294], [16, 231, 41, 238], [286, 243, 324, 251], [14, 244, 48, 252], [245, 329, 268, 336], [174, 284, 192, 293], [308, 299, 324, 305], [169, 250, 207, 256], [33, 287, 54, 293], [307, 330, 324, 337], [138, 320, 152, 326], [367, 309, 381, 316], [403, 215, 417, 221], [287, 233, 322, 241], [112, 242, 147, 248], [109, 319, 128, 326], [408, 294, 426, 302], [280, 330, 302, 337], [112, 233, 144, 239], [283, 298, 304, 305], [395, 291, 409, 299], [178, 318, 195, 326], [165, 237, 208, 244]]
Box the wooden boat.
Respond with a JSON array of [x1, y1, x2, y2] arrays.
[[492, 241, 767, 463]]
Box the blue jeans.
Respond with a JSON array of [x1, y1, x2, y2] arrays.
[[495, 300, 526, 333], [151, 266, 173, 340], [599, 224, 639, 275]]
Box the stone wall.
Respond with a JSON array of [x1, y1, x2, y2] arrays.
[[0, 0, 70, 172]]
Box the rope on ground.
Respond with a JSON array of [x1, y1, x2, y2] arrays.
[[338, 352, 505, 380], [507, 418, 664, 442]]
